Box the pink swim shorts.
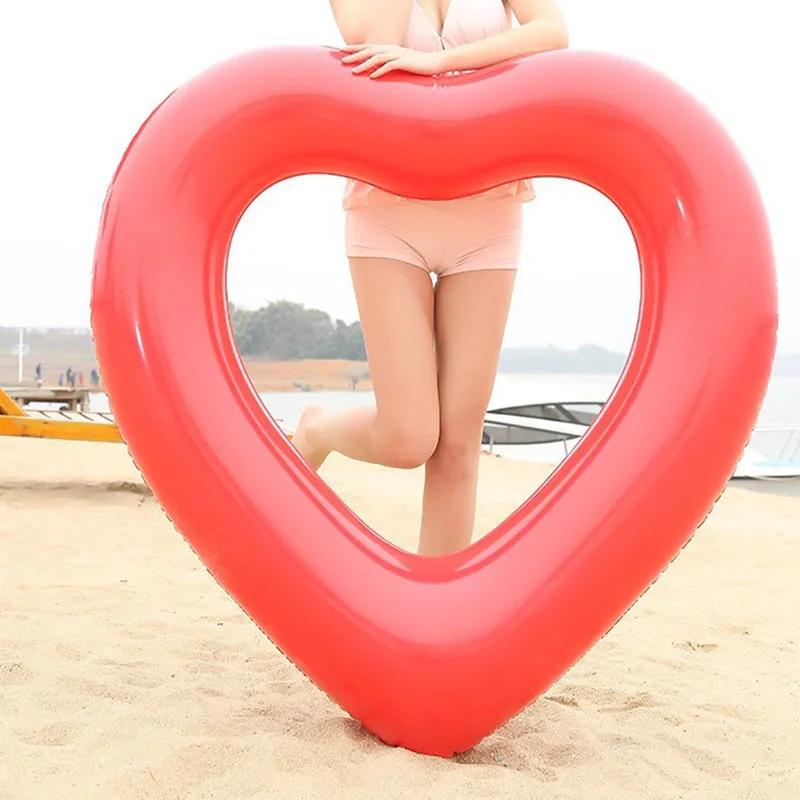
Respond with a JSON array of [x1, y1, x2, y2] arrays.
[[345, 191, 524, 278]]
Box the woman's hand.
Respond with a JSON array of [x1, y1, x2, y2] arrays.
[[341, 44, 446, 78]]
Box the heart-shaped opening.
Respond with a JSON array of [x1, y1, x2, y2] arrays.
[[226, 174, 640, 556]]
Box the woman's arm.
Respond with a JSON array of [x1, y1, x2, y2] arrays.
[[440, 0, 568, 72], [328, 0, 413, 45], [342, 0, 567, 78]]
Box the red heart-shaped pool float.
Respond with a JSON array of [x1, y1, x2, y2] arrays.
[[91, 47, 777, 756]]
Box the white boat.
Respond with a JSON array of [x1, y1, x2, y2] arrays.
[[481, 392, 800, 481], [732, 424, 800, 480]]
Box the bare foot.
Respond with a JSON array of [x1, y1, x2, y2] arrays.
[[291, 405, 331, 471]]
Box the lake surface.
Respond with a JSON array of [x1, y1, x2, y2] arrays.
[[256, 372, 798, 430], [89, 371, 798, 430]]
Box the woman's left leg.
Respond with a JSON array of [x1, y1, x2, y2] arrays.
[[417, 268, 517, 556]]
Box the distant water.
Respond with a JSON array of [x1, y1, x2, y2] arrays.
[[90, 372, 799, 429], [81, 372, 798, 487]]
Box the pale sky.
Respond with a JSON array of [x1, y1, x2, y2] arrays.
[[1, 1, 797, 353]]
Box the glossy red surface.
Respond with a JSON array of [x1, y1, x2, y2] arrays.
[[91, 47, 777, 756]]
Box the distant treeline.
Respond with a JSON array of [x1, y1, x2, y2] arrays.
[[498, 344, 627, 374], [229, 301, 367, 361], [500, 346, 800, 376], [2, 320, 799, 376], [227, 306, 630, 371]]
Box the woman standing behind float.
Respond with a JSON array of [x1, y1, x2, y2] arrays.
[[292, 1, 568, 555]]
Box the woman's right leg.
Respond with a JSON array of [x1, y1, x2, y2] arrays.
[[291, 257, 440, 471]]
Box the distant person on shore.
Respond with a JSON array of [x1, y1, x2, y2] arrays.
[[66, 367, 75, 388], [34, 363, 42, 387], [58, 372, 64, 387], [90, 368, 100, 387], [77, 372, 84, 387]]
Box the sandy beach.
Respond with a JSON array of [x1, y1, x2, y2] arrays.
[[243, 359, 372, 393], [1, 435, 798, 799]]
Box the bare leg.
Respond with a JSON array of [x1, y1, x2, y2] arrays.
[[417, 269, 517, 557], [292, 257, 440, 471]]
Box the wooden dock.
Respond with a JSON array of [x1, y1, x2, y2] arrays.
[[2, 386, 93, 412]]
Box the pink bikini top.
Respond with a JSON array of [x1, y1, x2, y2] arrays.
[[343, 0, 535, 209]]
